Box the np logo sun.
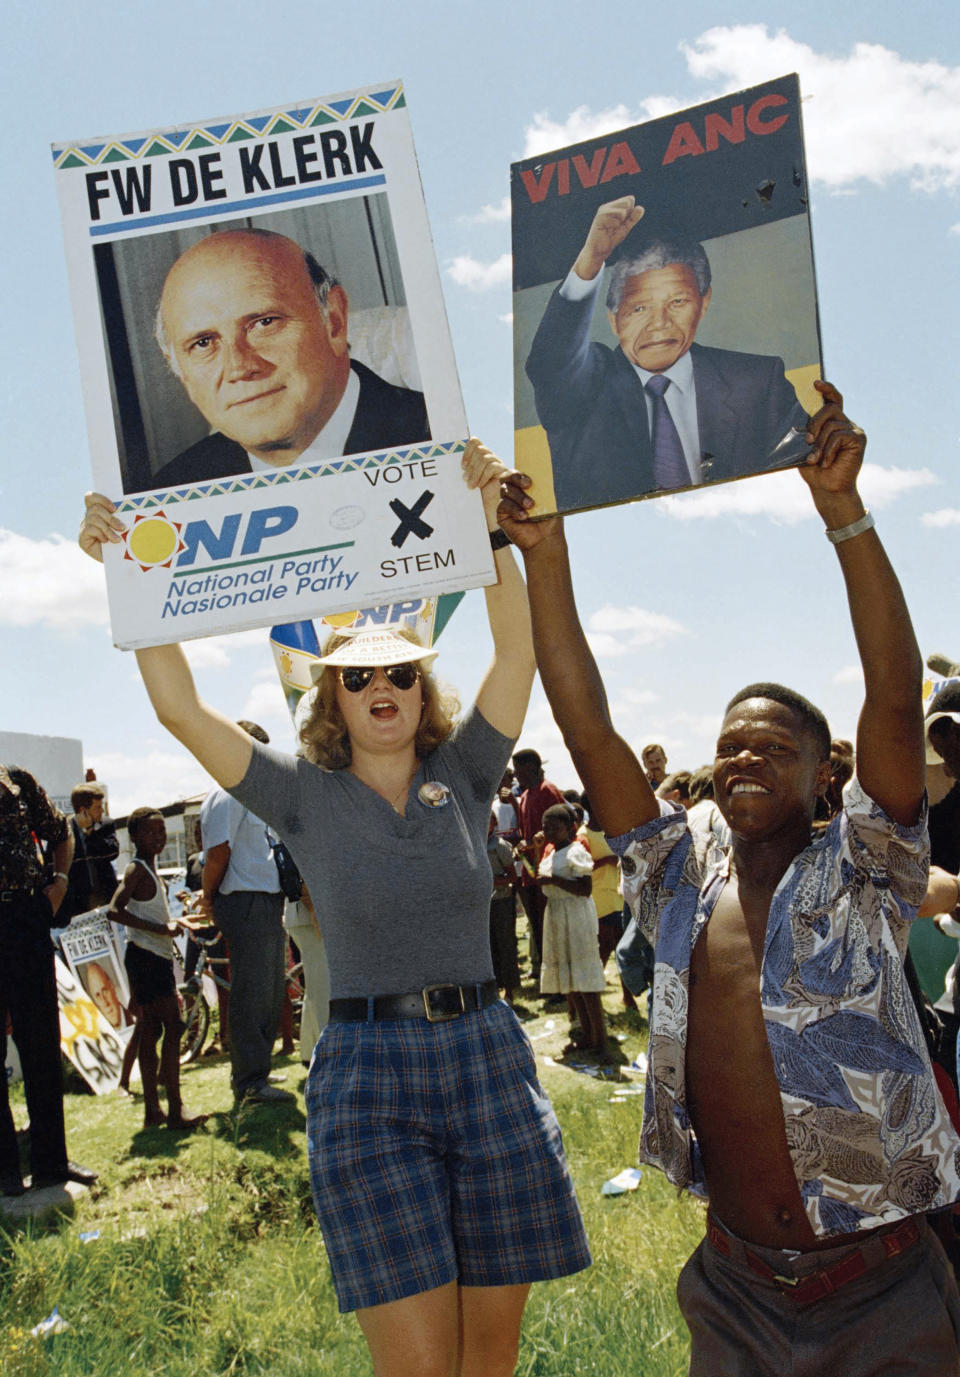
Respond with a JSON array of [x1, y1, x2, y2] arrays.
[[122, 511, 186, 571]]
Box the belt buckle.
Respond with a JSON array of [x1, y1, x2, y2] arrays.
[[422, 984, 465, 1022], [773, 1272, 800, 1288]]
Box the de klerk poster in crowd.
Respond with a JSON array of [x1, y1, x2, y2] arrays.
[[55, 82, 494, 649]]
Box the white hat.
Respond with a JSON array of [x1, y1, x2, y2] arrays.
[[308, 626, 437, 683], [925, 711, 960, 765]]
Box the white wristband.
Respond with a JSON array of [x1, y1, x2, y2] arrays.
[[825, 510, 875, 545]]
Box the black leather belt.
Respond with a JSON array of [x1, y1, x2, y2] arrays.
[[329, 980, 500, 1023]]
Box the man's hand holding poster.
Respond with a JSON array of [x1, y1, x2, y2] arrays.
[[511, 74, 823, 516], [54, 83, 495, 648]]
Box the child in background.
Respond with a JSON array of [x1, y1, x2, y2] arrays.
[[537, 804, 608, 1054], [578, 793, 638, 1011], [110, 809, 205, 1131]]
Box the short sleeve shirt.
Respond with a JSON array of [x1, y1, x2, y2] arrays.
[[228, 707, 514, 999], [200, 788, 280, 895], [608, 776, 960, 1237]]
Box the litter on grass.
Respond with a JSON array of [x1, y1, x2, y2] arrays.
[[601, 1167, 643, 1196], [608, 1085, 646, 1101], [31, 1307, 70, 1337]]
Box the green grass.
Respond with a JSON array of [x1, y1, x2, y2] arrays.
[[0, 985, 702, 1375]]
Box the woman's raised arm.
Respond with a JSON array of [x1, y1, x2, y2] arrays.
[[81, 493, 253, 789]]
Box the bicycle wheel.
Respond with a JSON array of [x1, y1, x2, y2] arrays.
[[179, 986, 210, 1063]]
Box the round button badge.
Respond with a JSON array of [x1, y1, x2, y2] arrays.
[[418, 781, 451, 809]]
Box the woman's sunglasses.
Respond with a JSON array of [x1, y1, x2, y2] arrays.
[[338, 662, 421, 694]]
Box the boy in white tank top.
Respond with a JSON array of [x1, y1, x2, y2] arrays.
[[110, 809, 205, 1132]]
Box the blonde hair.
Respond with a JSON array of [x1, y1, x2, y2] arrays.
[[298, 627, 460, 770]]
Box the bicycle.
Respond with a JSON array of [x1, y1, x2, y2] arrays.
[[178, 925, 230, 1063], [177, 921, 306, 1063]]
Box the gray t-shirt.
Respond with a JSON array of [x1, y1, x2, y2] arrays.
[[229, 707, 513, 999]]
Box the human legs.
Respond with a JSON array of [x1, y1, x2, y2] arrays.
[[489, 890, 520, 1002], [135, 1002, 165, 1125], [355, 1281, 530, 1377], [356, 1282, 459, 1377], [119, 1015, 140, 1092], [517, 884, 545, 981], [213, 891, 285, 1095], [154, 992, 204, 1128], [570, 991, 606, 1051], [1, 899, 69, 1182], [458, 1283, 530, 1377]]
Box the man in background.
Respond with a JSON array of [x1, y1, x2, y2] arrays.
[[641, 743, 668, 789], [61, 781, 119, 922], [513, 749, 564, 986], [0, 764, 96, 1196], [201, 721, 293, 1105]]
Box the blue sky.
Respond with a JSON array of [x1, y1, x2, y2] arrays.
[[2, 1, 959, 813]]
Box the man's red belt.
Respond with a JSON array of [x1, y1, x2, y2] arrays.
[[706, 1212, 921, 1306]]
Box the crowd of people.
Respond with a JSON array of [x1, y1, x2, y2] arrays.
[[4, 386, 960, 1373]]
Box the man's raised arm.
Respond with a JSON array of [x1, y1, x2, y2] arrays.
[[801, 381, 924, 824], [497, 485, 656, 837]]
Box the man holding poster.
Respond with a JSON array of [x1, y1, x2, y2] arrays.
[[498, 384, 960, 1373], [149, 228, 431, 491], [526, 195, 810, 510]]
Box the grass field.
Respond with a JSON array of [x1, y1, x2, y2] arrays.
[[0, 981, 703, 1376]]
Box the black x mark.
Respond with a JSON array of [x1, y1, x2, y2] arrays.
[[389, 490, 435, 548]]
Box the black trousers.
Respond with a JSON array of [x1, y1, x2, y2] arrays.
[[0, 893, 68, 1181]]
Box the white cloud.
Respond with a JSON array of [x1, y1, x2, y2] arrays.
[[951, 223, 960, 236], [833, 664, 864, 685], [240, 679, 292, 725], [184, 625, 273, 670], [921, 508, 960, 528], [90, 746, 214, 817], [461, 196, 511, 224], [522, 100, 682, 158], [585, 604, 686, 656], [498, 312, 514, 325], [659, 464, 937, 523], [680, 26, 960, 191], [183, 639, 230, 670], [445, 253, 512, 292], [614, 686, 659, 709], [513, 30, 960, 194], [0, 529, 109, 630], [860, 465, 939, 506]]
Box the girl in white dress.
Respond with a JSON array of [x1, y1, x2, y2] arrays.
[[538, 805, 608, 1053]]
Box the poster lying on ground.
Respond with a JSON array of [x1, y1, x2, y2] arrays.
[[56, 911, 136, 1093], [54, 83, 492, 648], [511, 74, 823, 516]]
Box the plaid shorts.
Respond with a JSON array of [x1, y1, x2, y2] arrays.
[[305, 998, 592, 1312]]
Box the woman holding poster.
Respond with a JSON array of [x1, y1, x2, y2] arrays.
[[80, 440, 590, 1377]]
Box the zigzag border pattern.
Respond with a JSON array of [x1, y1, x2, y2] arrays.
[[114, 440, 464, 513], [53, 86, 405, 169]]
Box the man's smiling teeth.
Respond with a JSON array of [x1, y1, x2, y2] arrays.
[[731, 782, 769, 794]]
